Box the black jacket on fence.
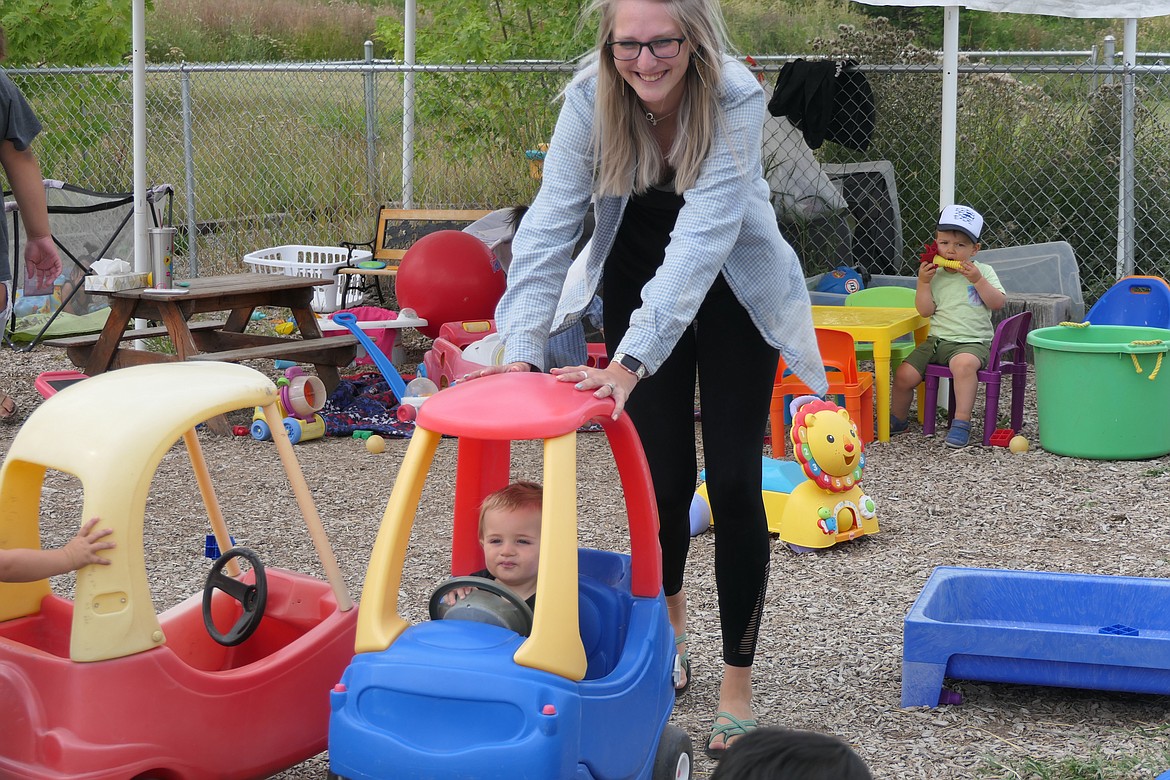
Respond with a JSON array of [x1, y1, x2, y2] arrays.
[[767, 59, 876, 152]]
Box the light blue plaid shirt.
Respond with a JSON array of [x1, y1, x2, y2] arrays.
[[496, 56, 827, 396]]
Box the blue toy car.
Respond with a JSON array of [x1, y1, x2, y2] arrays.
[[328, 372, 691, 779]]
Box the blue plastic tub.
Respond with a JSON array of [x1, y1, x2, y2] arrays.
[[902, 566, 1170, 707]]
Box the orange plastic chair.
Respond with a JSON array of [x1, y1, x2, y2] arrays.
[[770, 328, 875, 453]]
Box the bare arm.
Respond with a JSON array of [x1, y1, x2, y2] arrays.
[[0, 139, 62, 289], [962, 260, 1007, 310], [914, 262, 938, 317], [0, 517, 114, 582]]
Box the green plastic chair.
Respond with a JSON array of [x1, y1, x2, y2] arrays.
[[843, 286, 918, 365]]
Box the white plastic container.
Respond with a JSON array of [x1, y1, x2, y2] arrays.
[[243, 245, 372, 313], [462, 333, 505, 366]]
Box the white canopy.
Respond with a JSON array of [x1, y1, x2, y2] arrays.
[[855, 1, 1170, 18]]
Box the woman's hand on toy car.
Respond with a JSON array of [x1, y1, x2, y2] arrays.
[[550, 364, 634, 420], [460, 362, 533, 382]]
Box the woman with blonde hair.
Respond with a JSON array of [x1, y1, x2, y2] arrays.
[[468, 0, 826, 757]]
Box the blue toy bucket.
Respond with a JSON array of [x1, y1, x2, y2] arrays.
[[1028, 324, 1170, 459]]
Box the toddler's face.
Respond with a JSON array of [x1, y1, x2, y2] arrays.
[[935, 230, 979, 271], [480, 506, 541, 598]]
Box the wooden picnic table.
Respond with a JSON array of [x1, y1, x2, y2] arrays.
[[46, 274, 358, 433]]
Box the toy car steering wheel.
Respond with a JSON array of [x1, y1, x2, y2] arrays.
[[202, 547, 269, 646], [429, 576, 533, 637]]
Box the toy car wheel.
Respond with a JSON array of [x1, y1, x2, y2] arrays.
[[652, 724, 693, 780], [429, 575, 534, 636], [202, 547, 268, 646]]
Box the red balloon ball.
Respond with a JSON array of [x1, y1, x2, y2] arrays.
[[395, 231, 506, 339]]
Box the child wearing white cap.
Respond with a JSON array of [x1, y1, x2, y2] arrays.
[[889, 205, 1006, 448]]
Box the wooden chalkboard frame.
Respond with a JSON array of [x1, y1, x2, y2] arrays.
[[372, 208, 493, 264]]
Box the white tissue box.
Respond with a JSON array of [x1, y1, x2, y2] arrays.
[[84, 272, 151, 292]]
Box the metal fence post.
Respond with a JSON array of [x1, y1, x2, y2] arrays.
[[1090, 43, 1098, 93], [363, 41, 378, 205], [403, 0, 417, 208], [1117, 22, 1137, 279], [180, 62, 198, 276], [1104, 35, 1116, 86]]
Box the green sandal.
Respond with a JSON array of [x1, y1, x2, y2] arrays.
[[673, 633, 691, 696], [704, 711, 758, 760]]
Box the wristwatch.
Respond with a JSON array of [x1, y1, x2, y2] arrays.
[[612, 353, 647, 380]]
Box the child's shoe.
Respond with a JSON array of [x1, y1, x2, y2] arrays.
[[945, 419, 971, 449], [890, 416, 909, 435]]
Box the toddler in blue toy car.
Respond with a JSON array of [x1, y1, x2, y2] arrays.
[[442, 481, 542, 609]]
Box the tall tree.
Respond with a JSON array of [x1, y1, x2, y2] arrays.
[[2, 0, 138, 66]]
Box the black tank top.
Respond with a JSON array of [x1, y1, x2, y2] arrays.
[[607, 182, 685, 286]]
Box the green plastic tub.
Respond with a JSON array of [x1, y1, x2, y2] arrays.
[[1028, 324, 1170, 459]]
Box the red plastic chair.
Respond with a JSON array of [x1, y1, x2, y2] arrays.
[[922, 311, 1032, 446], [770, 328, 875, 452]]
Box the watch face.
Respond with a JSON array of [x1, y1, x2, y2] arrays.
[[619, 355, 644, 377]]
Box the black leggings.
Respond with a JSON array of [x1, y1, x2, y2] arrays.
[[604, 272, 778, 667]]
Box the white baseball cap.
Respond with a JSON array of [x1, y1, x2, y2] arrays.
[[938, 204, 983, 244]]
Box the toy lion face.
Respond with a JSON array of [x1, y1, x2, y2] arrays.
[[792, 399, 865, 491]]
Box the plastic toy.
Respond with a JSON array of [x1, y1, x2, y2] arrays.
[[34, 369, 89, 399], [250, 366, 327, 444], [395, 376, 439, 423], [438, 318, 497, 349], [319, 306, 427, 367], [0, 362, 357, 779], [988, 428, 1015, 447], [1009, 434, 1030, 453], [365, 434, 386, 454], [331, 311, 408, 402], [693, 397, 877, 553], [395, 230, 506, 338], [327, 372, 691, 780], [902, 566, 1170, 708], [1085, 275, 1170, 328], [422, 334, 500, 390], [931, 254, 961, 270]]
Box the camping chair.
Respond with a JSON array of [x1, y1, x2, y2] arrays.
[[844, 285, 918, 368], [770, 328, 875, 454], [5, 181, 174, 350], [922, 311, 1032, 446]]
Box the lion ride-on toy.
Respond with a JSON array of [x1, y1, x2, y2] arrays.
[[0, 362, 357, 780], [327, 371, 692, 780], [691, 396, 877, 553]]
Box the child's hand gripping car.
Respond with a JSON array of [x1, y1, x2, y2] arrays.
[[328, 372, 692, 780]]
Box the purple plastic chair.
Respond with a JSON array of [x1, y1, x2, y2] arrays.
[[922, 311, 1032, 446]]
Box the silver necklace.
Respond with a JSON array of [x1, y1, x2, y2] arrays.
[[644, 109, 676, 126]]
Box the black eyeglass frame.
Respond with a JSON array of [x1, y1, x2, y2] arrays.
[[604, 37, 686, 61]]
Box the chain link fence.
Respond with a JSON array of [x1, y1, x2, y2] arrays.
[[7, 49, 1170, 308]]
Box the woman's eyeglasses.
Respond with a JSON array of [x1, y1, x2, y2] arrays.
[[605, 37, 686, 61]]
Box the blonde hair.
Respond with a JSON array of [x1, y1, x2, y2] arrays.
[[478, 480, 543, 537], [588, 0, 732, 196]]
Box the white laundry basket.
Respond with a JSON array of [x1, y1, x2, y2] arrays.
[[243, 245, 371, 313]]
